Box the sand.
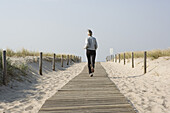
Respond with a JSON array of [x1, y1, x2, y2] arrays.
[[101, 57, 170, 113], [0, 57, 86, 113], [1, 56, 170, 113]]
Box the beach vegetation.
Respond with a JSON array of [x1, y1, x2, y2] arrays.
[[6, 48, 72, 59], [118, 48, 170, 60]]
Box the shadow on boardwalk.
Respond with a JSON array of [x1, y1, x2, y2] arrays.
[[38, 62, 137, 113]]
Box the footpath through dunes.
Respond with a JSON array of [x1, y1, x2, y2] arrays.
[[38, 62, 136, 113]]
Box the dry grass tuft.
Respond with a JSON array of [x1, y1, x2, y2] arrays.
[[6, 48, 39, 57], [118, 48, 170, 60], [5, 48, 73, 59]]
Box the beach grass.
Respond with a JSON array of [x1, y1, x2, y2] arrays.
[[118, 48, 170, 60], [6, 48, 41, 57], [0, 56, 28, 85], [0, 48, 78, 85], [6, 48, 74, 59], [0, 49, 59, 85]]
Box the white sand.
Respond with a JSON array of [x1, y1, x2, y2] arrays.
[[0, 57, 86, 113], [101, 57, 170, 113]]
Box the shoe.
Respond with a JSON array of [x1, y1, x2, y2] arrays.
[[90, 73, 93, 77], [91, 67, 94, 73]]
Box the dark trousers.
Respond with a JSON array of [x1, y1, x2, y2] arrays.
[[86, 49, 96, 74]]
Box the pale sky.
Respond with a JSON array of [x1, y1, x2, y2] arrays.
[[0, 0, 170, 61]]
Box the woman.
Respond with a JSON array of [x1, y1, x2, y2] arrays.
[[84, 29, 98, 77]]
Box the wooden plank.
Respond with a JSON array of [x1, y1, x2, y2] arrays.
[[40, 104, 132, 111], [38, 63, 136, 113], [39, 108, 135, 113]]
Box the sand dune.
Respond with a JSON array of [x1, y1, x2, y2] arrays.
[[101, 57, 170, 113], [0, 57, 86, 113]]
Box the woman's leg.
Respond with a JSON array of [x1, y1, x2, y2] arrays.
[[91, 50, 96, 68], [86, 50, 92, 74]]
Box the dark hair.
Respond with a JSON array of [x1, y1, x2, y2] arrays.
[[88, 29, 92, 35]]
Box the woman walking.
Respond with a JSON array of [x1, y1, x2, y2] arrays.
[[84, 29, 98, 77]]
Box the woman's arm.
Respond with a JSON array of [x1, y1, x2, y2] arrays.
[[84, 38, 89, 49]]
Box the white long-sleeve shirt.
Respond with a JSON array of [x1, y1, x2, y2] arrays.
[[84, 36, 98, 50]]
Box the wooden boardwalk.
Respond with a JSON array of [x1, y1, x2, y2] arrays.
[[38, 63, 136, 113]]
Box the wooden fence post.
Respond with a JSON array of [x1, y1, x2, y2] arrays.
[[67, 55, 69, 65], [2, 50, 7, 85], [112, 55, 114, 62], [78, 56, 79, 62], [144, 51, 147, 74], [52, 53, 55, 71], [77, 56, 78, 62], [113, 55, 115, 62], [75, 56, 77, 63], [115, 54, 117, 63], [39, 52, 43, 75], [76, 56, 78, 62], [71, 55, 73, 63], [77, 56, 78, 63], [124, 53, 126, 65], [119, 54, 120, 63], [61, 55, 63, 67], [70, 55, 71, 64], [72, 56, 74, 63], [132, 52, 134, 68], [79, 56, 80, 62], [75, 56, 76, 62], [111, 56, 113, 62]]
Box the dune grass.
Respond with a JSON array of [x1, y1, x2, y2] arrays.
[[6, 48, 44, 57], [148, 49, 170, 59], [6, 48, 75, 59], [117, 48, 170, 60], [0, 48, 79, 85], [0, 50, 28, 85]]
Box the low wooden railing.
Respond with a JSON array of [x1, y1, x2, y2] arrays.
[[106, 51, 147, 74], [1, 50, 82, 85]]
